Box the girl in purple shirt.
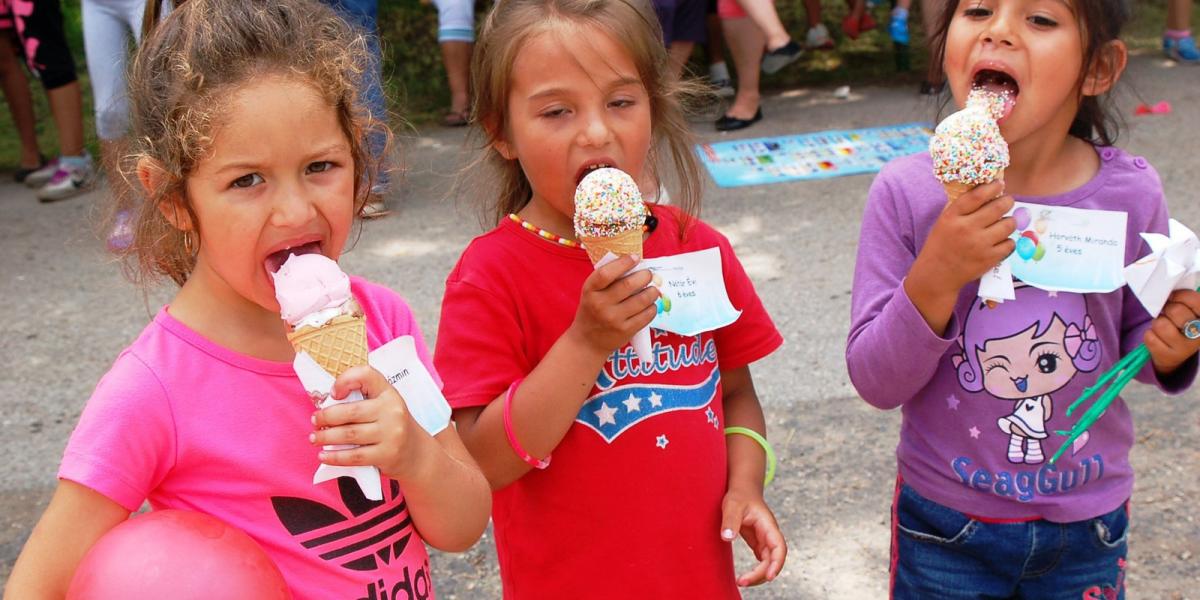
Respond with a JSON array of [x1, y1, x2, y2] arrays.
[[848, 1, 1200, 598]]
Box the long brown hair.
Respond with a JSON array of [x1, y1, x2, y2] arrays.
[[115, 0, 388, 287], [467, 0, 704, 232]]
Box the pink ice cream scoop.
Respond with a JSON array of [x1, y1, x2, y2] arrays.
[[271, 253, 351, 326]]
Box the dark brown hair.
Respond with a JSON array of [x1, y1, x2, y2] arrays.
[[929, 0, 1131, 146], [116, 0, 387, 286], [467, 0, 704, 230]]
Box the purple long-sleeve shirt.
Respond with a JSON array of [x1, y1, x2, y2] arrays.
[[847, 147, 1197, 522]]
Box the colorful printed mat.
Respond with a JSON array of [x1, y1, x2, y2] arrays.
[[697, 122, 933, 188]]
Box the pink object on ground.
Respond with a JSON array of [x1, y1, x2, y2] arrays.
[[1135, 101, 1171, 116], [67, 510, 290, 600]]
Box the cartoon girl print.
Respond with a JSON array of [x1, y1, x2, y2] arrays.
[[953, 285, 1102, 464]]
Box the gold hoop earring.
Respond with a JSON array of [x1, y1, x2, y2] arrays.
[[183, 230, 198, 257]]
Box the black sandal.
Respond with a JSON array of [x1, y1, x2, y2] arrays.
[[442, 109, 469, 127], [14, 154, 47, 183], [715, 108, 763, 132]]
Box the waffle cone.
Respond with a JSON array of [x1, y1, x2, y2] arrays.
[[288, 314, 368, 377], [943, 169, 1004, 204], [580, 229, 643, 264]]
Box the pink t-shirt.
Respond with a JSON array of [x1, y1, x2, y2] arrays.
[[60, 278, 441, 600]]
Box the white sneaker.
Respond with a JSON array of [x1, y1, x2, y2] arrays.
[[805, 24, 834, 49], [360, 196, 391, 219], [37, 156, 96, 202]]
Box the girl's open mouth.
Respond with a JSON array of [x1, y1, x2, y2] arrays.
[[972, 69, 1019, 120], [265, 241, 322, 274], [574, 161, 614, 186]]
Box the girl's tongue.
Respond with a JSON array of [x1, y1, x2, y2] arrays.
[[265, 241, 322, 274], [968, 85, 1017, 121], [970, 71, 1019, 121]]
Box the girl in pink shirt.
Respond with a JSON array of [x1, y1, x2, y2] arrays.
[[5, 1, 490, 598]]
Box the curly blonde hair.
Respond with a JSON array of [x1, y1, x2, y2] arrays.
[[114, 0, 389, 286], [467, 0, 705, 231]]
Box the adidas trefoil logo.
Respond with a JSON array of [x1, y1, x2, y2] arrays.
[[272, 477, 415, 571]]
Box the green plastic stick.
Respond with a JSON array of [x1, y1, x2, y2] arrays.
[[1049, 349, 1148, 465], [1064, 346, 1149, 417], [1050, 284, 1200, 465]]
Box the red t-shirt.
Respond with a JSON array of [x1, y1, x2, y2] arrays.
[[435, 206, 782, 599]]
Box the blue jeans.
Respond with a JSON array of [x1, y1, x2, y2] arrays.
[[322, 0, 389, 189], [891, 483, 1128, 600]]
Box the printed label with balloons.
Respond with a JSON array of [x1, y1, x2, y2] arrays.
[[985, 203, 1128, 300]]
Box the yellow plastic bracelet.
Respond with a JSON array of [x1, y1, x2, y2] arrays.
[[724, 427, 776, 486]]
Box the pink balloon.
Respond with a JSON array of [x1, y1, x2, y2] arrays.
[[67, 510, 291, 600]]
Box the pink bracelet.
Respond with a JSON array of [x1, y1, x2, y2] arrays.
[[502, 379, 551, 470]]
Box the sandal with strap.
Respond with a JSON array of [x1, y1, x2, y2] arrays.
[[442, 109, 469, 127]]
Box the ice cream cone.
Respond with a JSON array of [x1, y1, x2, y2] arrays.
[[287, 314, 368, 377], [574, 167, 654, 364], [580, 228, 644, 264], [942, 181, 973, 204], [942, 169, 1005, 204]]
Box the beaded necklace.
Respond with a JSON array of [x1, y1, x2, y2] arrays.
[[508, 211, 658, 249], [508, 213, 581, 248]]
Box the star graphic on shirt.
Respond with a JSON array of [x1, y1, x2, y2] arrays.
[[623, 393, 642, 413], [1047, 291, 1058, 298], [656, 434, 669, 449], [705, 406, 719, 428], [946, 394, 961, 410], [969, 426, 981, 439], [648, 391, 663, 408], [595, 402, 618, 427]]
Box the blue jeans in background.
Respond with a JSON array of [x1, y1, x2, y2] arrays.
[[322, 0, 389, 191], [891, 483, 1128, 599]]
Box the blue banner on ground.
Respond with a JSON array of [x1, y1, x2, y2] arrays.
[[697, 122, 933, 188]]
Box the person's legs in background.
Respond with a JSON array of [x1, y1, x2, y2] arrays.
[[12, 0, 93, 201], [651, 0, 696, 81], [727, 0, 802, 74], [802, 0, 833, 49], [891, 0, 911, 46], [81, 0, 142, 190], [0, 21, 44, 181], [440, 40, 472, 124], [919, 0, 946, 94], [841, 0, 875, 40], [82, 0, 144, 248], [432, 0, 473, 126], [705, 4, 735, 97], [1164, 0, 1199, 63], [669, 0, 707, 80], [716, 0, 764, 131], [668, 39, 697, 80], [323, 0, 390, 217]]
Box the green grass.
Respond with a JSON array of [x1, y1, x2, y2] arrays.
[[0, 0, 1189, 173]]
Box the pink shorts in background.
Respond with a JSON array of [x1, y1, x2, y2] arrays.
[[717, 0, 748, 20]]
